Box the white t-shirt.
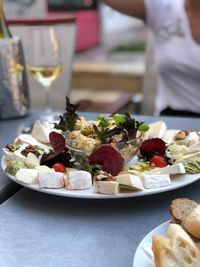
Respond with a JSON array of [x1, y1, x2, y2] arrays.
[[145, 0, 200, 115]]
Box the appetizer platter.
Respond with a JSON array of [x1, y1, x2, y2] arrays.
[[2, 98, 200, 199], [133, 198, 200, 267]]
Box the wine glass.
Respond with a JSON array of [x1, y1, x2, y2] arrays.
[[27, 26, 63, 121]]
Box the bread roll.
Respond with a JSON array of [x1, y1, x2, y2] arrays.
[[182, 205, 200, 239]]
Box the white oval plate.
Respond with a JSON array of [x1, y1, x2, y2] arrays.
[[2, 156, 200, 199], [133, 220, 169, 267]]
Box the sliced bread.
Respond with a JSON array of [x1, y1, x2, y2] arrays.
[[182, 205, 200, 239], [152, 224, 200, 267], [170, 198, 198, 224], [167, 224, 200, 265], [152, 235, 182, 267]]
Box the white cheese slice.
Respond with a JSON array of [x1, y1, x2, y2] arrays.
[[31, 120, 52, 144], [65, 170, 92, 190], [143, 174, 171, 189], [144, 121, 167, 139], [115, 173, 144, 191], [39, 172, 64, 189], [158, 163, 185, 175], [15, 168, 38, 184], [93, 181, 119, 195]]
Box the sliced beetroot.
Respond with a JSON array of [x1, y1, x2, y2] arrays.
[[48, 131, 66, 158], [88, 145, 124, 176], [140, 137, 167, 160]]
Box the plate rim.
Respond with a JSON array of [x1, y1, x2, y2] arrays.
[[133, 220, 170, 267], [1, 155, 200, 199]]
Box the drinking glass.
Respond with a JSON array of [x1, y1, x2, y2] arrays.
[[27, 26, 63, 121]]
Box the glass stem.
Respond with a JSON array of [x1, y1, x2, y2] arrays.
[[44, 84, 51, 115]]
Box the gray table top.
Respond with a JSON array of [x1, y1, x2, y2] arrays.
[[0, 110, 200, 267]]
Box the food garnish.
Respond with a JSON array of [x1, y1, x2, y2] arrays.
[[21, 145, 41, 158], [139, 138, 167, 161], [184, 157, 200, 174], [52, 163, 66, 173], [40, 148, 72, 168], [89, 145, 124, 176], [48, 132, 65, 158], [149, 155, 168, 168], [54, 97, 80, 132], [5, 160, 27, 176], [95, 114, 109, 129], [40, 132, 72, 168]]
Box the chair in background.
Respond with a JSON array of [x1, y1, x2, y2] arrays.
[[8, 16, 77, 111]]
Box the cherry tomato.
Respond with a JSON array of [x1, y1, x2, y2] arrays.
[[52, 163, 65, 173], [149, 155, 167, 168]]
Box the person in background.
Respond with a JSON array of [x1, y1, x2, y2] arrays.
[[101, 0, 200, 117]]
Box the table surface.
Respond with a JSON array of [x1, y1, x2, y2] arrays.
[[0, 110, 200, 267]]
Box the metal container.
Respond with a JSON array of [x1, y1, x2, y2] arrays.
[[0, 37, 30, 119]]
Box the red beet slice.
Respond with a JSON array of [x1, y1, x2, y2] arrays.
[[48, 131, 66, 158], [140, 138, 167, 160], [88, 145, 124, 176]]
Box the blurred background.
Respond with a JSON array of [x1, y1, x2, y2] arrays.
[[4, 0, 156, 115]]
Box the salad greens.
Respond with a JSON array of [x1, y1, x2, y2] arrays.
[[54, 97, 149, 144], [54, 97, 80, 132]]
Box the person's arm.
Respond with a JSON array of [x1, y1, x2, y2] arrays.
[[100, 0, 145, 20]]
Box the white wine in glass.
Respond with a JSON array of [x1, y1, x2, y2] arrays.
[[27, 26, 63, 121], [28, 65, 63, 88]]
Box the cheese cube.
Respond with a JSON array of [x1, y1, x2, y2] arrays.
[[15, 169, 38, 184]]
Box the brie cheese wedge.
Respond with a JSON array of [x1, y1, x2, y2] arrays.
[[143, 174, 171, 189], [39, 172, 64, 189], [32, 120, 52, 144], [93, 181, 119, 195], [65, 170, 92, 190], [144, 121, 167, 139], [158, 163, 185, 175], [115, 173, 144, 191]]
